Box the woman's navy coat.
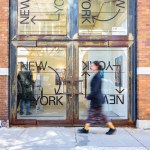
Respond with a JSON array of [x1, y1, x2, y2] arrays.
[[86, 71, 105, 108]]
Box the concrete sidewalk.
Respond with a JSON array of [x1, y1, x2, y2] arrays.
[[0, 127, 150, 150]]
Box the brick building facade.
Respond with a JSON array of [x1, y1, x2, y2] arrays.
[[0, 0, 149, 128], [136, 0, 150, 128]]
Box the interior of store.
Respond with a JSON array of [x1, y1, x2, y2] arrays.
[[17, 47, 67, 120], [79, 47, 128, 120], [17, 47, 128, 120]]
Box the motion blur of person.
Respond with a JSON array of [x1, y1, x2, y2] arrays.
[[78, 61, 116, 135]]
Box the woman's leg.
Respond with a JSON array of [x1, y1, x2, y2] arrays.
[[105, 122, 116, 135], [78, 108, 92, 133], [78, 123, 90, 133], [107, 122, 115, 129], [94, 107, 116, 135], [84, 123, 90, 130]]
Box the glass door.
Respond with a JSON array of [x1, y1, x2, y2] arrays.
[[16, 43, 74, 125], [73, 42, 130, 124], [15, 42, 130, 125]]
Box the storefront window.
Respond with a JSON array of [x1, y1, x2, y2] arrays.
[[18, 0, 67, 35], [79, 0, 128, 35], [17, 47, 67, 120], [79, 47, 128, 120], [10, 0, 134, 125]]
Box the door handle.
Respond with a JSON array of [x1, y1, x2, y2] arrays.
[[60, 81, 72, 95], [74, 79, 83, 83], [73, 79, 84, 95], [60, 76, 73, 95], [63, 79, 71, 83]]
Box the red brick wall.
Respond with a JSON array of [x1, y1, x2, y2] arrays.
[[0, 0, 9, 120], [137, 0, 150, 120], [0, 77, 8, 120]]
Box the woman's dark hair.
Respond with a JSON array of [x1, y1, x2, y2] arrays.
[[93, 61, 102, 70]]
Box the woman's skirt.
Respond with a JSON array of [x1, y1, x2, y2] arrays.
[[86, 107, 109, 125]]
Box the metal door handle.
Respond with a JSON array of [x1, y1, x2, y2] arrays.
[[61, 76, 73, 95]]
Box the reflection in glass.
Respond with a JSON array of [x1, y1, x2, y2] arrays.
[[17, 47, 67, 120], [79, 0, 128, 35], [18, 0, 67, 35], [79, 48, 128, 120]]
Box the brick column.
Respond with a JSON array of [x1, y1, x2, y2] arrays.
[[0, 0, 9, 127], [137, 0, 150, 129]]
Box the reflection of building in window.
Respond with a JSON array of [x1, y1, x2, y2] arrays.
[[18, 0, 67, 35], [79, 0, 127, 35]]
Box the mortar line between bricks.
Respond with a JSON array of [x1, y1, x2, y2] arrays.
[[125, 128, 149, 150]]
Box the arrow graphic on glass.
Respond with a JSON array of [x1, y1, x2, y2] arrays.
[[82, 61, 88, 70], [115, 88, 125, 94], [81, 71, 90, 97], [31, 14, 60, 24], [92, 9, 121, 23], [48, 66, 61, 95]]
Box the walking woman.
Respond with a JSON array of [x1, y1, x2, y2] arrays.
[[78, 61, 116, 135]]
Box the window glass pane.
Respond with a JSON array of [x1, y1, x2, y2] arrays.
[[17, 47, 67, 120], [79, 47, 128, 120], [79, 0, 128, 35], [18, 0, 67, 35]]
